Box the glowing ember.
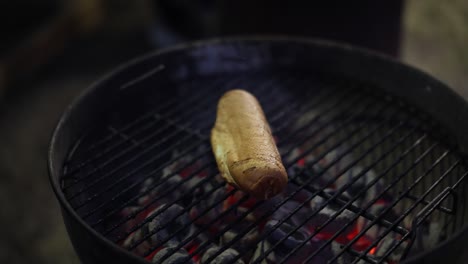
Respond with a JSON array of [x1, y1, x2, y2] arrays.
[[118, 145, 412, 263]]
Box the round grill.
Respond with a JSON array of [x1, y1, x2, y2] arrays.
[[50, 39, 468, 264]]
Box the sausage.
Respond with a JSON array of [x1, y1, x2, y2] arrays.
[[210, 89, 288, 199]]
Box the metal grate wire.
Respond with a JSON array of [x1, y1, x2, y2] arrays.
[[121, 90, 381, 254], [61, 73, 468, 264]]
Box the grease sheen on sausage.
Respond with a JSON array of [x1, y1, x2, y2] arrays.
[[210, 89, 288, 199]]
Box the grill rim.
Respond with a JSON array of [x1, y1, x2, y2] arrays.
[[48, 36, 468, 264]]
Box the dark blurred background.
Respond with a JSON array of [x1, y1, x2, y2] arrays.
[[0, 1, 466, 263]]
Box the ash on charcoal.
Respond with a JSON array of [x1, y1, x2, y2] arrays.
[[138, 174, 184, 205], [252, 240, 275, 264], [284, 182, 314, 203], [272, 200, 311, 227], [426, 222, 444, 246], [251, 195, 283, 220], [163, 146, 211, 178], [180, 176, 203, 193], [264, 219, 309, 248], [331, 241, 354, 264], [178, 176, 205, 205], [335, 166, 383, 204], [140, 178, 155, 194], [122, 229, 151, 255], [120, 206, 144, 230], [414, 220, 444, 251], [146, 203, 194, 246], [138, 177, 157, 205], [262, 220, 312, 263], [290, 109, 333, 146], [282, 146, 303, 164], [288, 164, 328, 189], [373, 236, 409, 263], [220, 188, 262, 223], [286, 152, 330, 190], [356, 193, 399, 240], [309, 189, 355, 236], [189, 188, 224, 226], [201, 246, 244, 264], [220, 222, 259, 260], [164, 150, 197, 173], [317, 147, 353, 177], [192, 178, 218, 198], [152, 246, 194, 264], [221, 222, 259, 252]]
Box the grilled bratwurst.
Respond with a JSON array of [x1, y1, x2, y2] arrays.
[[211, 89, 288, 199]]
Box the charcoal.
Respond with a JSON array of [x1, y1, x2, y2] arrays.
[[263, 219, 312, 263], [251, 195, 283, 220], [375, 237, 395, 255], [309, 189, 355, 236], [303, 238, 332, 264], [356, 194, 398, 240], [225, 206, 257, 223], [122, 229, 140, 248], [138, 177, 157, 205], [156, 174, 184, 197], [198, 179, 217, 196], [165, 150, 196, 173], [138, 175, 184, 205], [220, 222, 259, 255], [264, 219, 310, 249], [140, 178, 156, 194], [331, 241, 354, 264], [415, 220, 443, 251], [146, 204, 193, 246], [181, 176, 204, 193], [287, 153, 331, 196], [288, 163, 328, 188], [152, 246, 194, 264], [121, 206, 141, 217], [251, 240, 275, 263], [207, 187, 226, 208], [178, 176, 206, 205], [183, 177, 218, 205], [356, 204, 387, 240], [313, 146, 353, 180], [272, 200, 310, 227], [426, 221, 444, 247], [374, 237, 408, 263], [122, 229, 151, 255], [335, 166, 383, 204], [189, 188, 224, 226], [287, 164, 304, 183], [284, 182, 314, 203], [283, 147, 302, 164], [201, 246, 244, 264], [120, 205, 144, 231], [190, 225, 210, 245], [291, 239, 350, 264], [305, 156, 331, 184], [354, 257, 380, 264], [138, 194, 154, 207]]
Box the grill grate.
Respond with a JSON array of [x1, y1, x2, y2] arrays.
[[61, 72, 468, 263]]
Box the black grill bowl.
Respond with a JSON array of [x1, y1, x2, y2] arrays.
[[49, 38, 468, 264]]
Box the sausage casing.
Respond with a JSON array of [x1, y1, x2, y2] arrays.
[[210, 89, 288, 199]]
